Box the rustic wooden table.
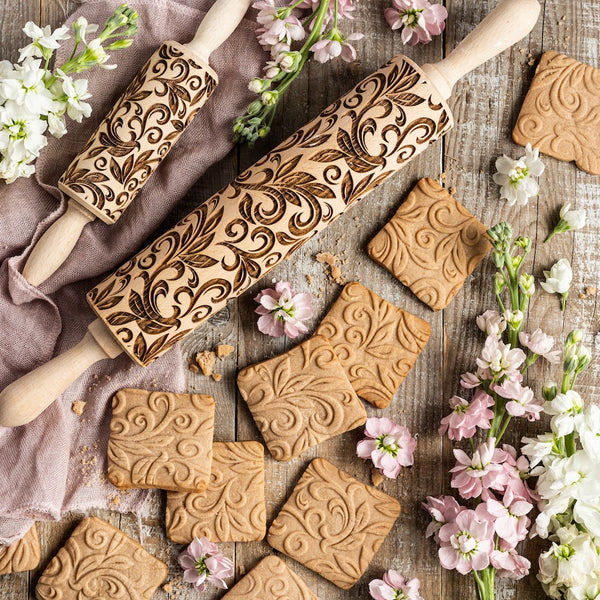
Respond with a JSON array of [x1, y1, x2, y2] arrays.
[[2, 0, 599, 599]]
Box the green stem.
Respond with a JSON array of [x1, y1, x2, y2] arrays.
[[570, 372, 578, 390], [544, 230, 556, 243], [561, 292, 568, 312], [560, 370, 571, 394], [495, 415, 512, 445], [333, 0, 339, 30], [565, 432, 576, 457], [494, 289, 506, 314]]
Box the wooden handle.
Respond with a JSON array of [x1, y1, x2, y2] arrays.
[[22, 199, 95, 287], [422, 0, 540, 99], [185, 0, 252, 63], [0, 320, 123, 427]]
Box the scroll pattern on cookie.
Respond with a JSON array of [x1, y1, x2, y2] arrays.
[[513, 51, 600, 175], [367, 178, 490, 311], [87, 56, 452, 366], [165, 441, 266, 543], [317, 282, 430, 408], [237, 335, 367, 461], [59, 41, 217, 223], [267, 458, 400, 590], [36, 517, 167, 600], [0, 525, 40, 575]]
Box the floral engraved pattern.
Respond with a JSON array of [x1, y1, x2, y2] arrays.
[[165, 441, 266, 543], [107, 389, 215, 492], [36, 517, 167, 600], [0, 525, 40, 575], [317, 282, 431, 409], [59, 41, 217, 224], [267, 458, 400, 590], [223, 556, 318, 600], [367, 178, 490, 311], [513, 51, 600, 175], [237, 335, 366, 461], [87, 56, 452, 366]]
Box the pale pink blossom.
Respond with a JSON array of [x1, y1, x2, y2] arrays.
[[476, 309, 507, 337], [490, 542, 531, 579], [253, 1, 305, 49], [384, 0, 447, 45], [476, 335, 526, 380], [422, 495, 463, 542], [438, 391, 494, 441], [300, 0, 356, 26], [500, 444, 537, 502], [179, 537, 233, 592], [493, 380, 543, 421], [519, 329, 561, 364], [369, 570, 424, 600], [486, 488, 532, 547], [460, 371, 482, 389], [340, 32, 364, 62], [254, 281, 314, 338], [357, 417, 416, 479]]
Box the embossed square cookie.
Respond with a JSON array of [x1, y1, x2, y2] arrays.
[[165, 441, 266, 543], [267, 458, 400, 589], [316, 282, 430, 409], [223, 556, 318, 600], [367, 178, 491, 312], [0, 524, 40, 575], [237, 335, 367, 461], [513, 51, 600, 175], [107, 388, 215, 493], [36, 517, 167, 600]]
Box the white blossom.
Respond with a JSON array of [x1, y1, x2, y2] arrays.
[[493, 143, 545, 206], [56, 70, 92, 122], [4, 57, 57, 115], [545, 390, 585, 437], [72, 16, 98, 45], [560, 203, 587, 230], [574, 405, 600, 460], [19, 23, 70, 61], [0, 100, 48, 160]]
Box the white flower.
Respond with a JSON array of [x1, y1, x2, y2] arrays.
[[47, 111, 67, 138], [560, 203, 587, 230], [521, 433, 559, 468], [0, 100, 48, 160], [573, 498, 600, 538], [19, 23, 70, 61], [545, 390, 584, 437], [0, 156, 36, 183], [574, 405, 600, 460], [541, 259, 573, 295], [504, 309, 523, 329], [493, 143, 545, 206], [85, 39, 116, 70], [72, 16, 99, 45], [56, 71, 92, 122], [476, 309, 506, 337], [4, 57, 57, 115]]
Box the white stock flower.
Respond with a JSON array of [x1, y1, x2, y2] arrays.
[[56, 71, 92, 122], [72, 16, 99, 44], [19, 22, 70, 61], [521, 433, 558, 468], [0, 100, 48, 160], [4, 58, 57, 115], [85, 39, 116, 70], [561, 203, 587, 230], [573, 498, 600, 538], [47, 111, 67, 138], [545, 390, 584, 437], [493, 143, 545, 206], [0, 156, 36, 183], [540, 259, 573, 296], [574, 405, 600, 460]]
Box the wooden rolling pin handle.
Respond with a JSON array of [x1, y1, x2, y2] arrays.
[[22, 198, 95, 287], [0, 319, 123, 428], [422, 0, 540, 99]]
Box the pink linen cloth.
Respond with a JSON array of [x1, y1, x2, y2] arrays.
[[0, 0, 261, 545]]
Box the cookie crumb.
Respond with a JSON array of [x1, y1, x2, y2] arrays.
[[162, 582, 173, 594], [110, 496, 120, 506], [586, 286, 597, 297], [371, 468, 384, 487], [449, 186, 456, 195], [217, 344, 234, 359], [316, 251, 346, 285], [189, 363, 199, 374], [72, 401, 86, 415], [440, 171, 447, 185], [306, 274, 314, 285], [212, 373, 222, 382], [196, 351, 217, 376]]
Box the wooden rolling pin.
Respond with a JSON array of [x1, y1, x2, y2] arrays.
[[0, 0, 541, 427], [21, 0, 252, 287]]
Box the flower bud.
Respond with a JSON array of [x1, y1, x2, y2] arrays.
[[519, 273, 535, 297], [515, 236, 532, 252], [563, 346, 579, 374], [566, 329, 583, 347], [261, 90, 279, 106], [258, 126, 270, 138], [277, 50, 302, 72], [504, 309, 523, 330], [542, 382, 557, 402], [247, 100, 263, 115], [492, 250, 505, 269], [248, 77, 267, 94], [106, 38, 133, 50], [575, 345, 592, 374], [494, 272, 506, 294]]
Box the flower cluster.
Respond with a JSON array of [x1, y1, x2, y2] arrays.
[[493, 143, 545, 206], [178, 537, 234, 592], [384, 0, 447, 45], [0, 5, 138, 183], [370, 569, 424, 600], [234, 0, 362, 146]]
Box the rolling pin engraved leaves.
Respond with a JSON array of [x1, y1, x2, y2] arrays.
[[0, 0, 541, 428]]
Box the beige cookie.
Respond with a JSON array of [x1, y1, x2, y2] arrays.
[[0, 525, 41, 575], [267, 458, 400, 590], [237, 335, 366, 461], [165, 441, 266, 543], [317, 282, 430, 408], [107, 388, 215, 493], [36, 517, 167, 600], [367, 178, 490, 312]]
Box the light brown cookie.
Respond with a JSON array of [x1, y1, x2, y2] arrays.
[[367, 178, 490, 312], [107, 388, 215, 493], [267, 458, 400, 590], [316, 282, 430, 408], [513, 51, 600, 175], [0, 525, 40, 575], [237, 335, 367, 461], [36, 517, 167, 600], [165, 441, 266, 543], [223, 556, 318, 600]]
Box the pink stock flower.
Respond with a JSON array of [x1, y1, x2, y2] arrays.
[[500, 444, 537, 501], [178, 537, 234, 592], [476, 335, 526, 380], [490, 542, 531, 579], [369, 570, 424, 600], [493, 379, 543, 421], [300, 0, 356, 26], [486, 488, 533, 547], [476, 309, 507, 337], [460, 371, 482, 389], [310, 32, 363, 64], [357, 417, 416, 479], [438, 391, 494, 441], [422, 495, 463, 542], [519, 329, 561, 364], [384, 0, 447, 45], [438, 506, 494, 574], [254, 281, 314, 338]]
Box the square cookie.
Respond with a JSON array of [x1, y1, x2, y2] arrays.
[[267, 458, 400, 590], [237, 335, 367, 461], [36, 517, 167, 600], [165, 441, 266, 543], [367, 178, 490, 311], [223, 556, 318, 600], [513, 51, 600, 175], [317, 282, 431, 409], [0, 524, 40, 575], [108, 388, 215, 492]]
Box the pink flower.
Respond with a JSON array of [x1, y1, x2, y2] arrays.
[[519, 329, 561, 364], [253, 0, 306, 50], [493, 379, 543, 421], [254, 281, 314, 338], [500, 445, 537, 502], [490, 542, 531, 579], [438, 507, 494, 574], [300, 0, 356, 26], [476, 335, 526, 380], [178, 537, 234, 592], [460, 371, 482, 389], [384, 0, 447, 46], [369, 570, 424, 600], [357, 417, 416, 479], [422, 495, 463, 542], [310, 32, 363, 64], [476, 309, 507, 337], [486, 488, 532, 547], [438, 391, 494, 441]]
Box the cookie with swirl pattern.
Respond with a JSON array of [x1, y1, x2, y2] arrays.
[[237, 335, 367, 461], [0, 524, 40, 575], [267, 458, 400, 590], [367, 178, 490, 311], [317, 282, 430, 409]]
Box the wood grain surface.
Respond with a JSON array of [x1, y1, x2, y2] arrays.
[[1, 1, 599, 599]]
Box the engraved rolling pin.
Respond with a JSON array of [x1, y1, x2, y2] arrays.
[[21, 0, 252, 287], [0, 0, 540, 427]]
